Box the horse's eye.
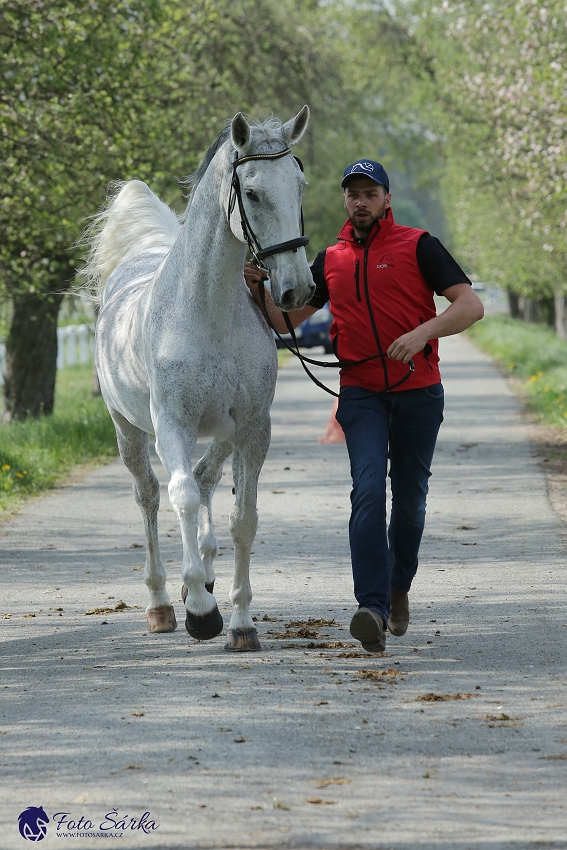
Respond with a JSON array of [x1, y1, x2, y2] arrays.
[[245, 189, 260, 202]]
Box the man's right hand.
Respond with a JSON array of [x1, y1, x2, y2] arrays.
[[244, 262, 269, 289], [244, 261, 318, 333]]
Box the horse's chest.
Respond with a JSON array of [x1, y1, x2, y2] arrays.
[[155, 355, 273, 439]]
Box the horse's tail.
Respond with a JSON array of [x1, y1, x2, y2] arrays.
[[79, 179, 181, 299]]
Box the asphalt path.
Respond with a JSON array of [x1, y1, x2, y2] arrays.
[[1, 335, 566, 850]]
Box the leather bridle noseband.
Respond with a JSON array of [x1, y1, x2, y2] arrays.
[[228, 147, 309, 272]]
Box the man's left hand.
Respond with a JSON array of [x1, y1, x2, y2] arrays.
[[387, 328, 430, 363]]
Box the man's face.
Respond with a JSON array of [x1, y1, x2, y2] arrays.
[[343, 176, 391, 237]]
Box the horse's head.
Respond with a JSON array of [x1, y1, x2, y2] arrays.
[[228, 107, 315, 311]]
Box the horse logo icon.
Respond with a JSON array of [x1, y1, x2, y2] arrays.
[[17, 807, 49, 841], [349, 161, 374, 174]]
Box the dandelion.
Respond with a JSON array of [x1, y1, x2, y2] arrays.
[[1, 465, 10, 471], [16, 473, 23, 479]]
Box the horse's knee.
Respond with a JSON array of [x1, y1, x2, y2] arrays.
[[229, 506, 258, 547], [133, 470, 160, 512], [169, 472, 200, 516]]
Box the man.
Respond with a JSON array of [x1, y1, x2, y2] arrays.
[[245, 159, 484, 653]]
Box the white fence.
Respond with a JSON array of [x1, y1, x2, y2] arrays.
[[0, 324, 95, 386]]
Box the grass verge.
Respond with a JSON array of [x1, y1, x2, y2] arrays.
[[0, 363, 117, 516], [0, 350, 293, 517], [467, 315, 567, 428]]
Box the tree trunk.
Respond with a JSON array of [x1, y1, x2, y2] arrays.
[[554, 293, 567, 339], [3, 291, 65, 421], [520, 297, 538, 323], [507, 291, 521, 319]]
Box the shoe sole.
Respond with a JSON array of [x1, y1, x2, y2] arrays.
[[387, 621, 408, 637], [349, 610, 386, 653]]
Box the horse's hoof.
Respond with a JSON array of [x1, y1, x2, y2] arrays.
[[185, 605, 223, 640], [224, 628, 261, 652], [181, 580, 214, 603], [146, 605, 177, 633]]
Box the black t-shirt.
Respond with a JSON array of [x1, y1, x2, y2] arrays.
[[308, 233, 472, 310]]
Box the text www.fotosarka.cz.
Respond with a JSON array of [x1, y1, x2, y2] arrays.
[[17, 807, 159, 841]]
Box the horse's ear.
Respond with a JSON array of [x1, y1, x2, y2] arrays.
[[282, 105, 310, 145], [231, 112, 251, 154]]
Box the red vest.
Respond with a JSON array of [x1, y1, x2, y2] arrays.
[[324, 211, 441, 392]]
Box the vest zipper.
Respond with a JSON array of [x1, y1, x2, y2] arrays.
[[354, 260, 361, 302], [363, 243, 390, 390]]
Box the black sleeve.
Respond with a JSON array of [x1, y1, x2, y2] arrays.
[[307, 249, 330, 309], [416, 234, 472, 295]]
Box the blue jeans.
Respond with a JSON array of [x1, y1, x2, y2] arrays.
[[335, 384, 444, 626]]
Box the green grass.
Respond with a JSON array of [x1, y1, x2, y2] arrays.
[[467, 315, 567, 427], [277, 348, 292, 367], [0, 363, 117, 515], [0, 350, 294, 516]]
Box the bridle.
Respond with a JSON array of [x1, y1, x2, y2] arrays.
[[228, 146, 414, 398], [228, 146, 309, 272]]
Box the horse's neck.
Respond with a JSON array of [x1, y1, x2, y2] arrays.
[[167, 172, 246, 322]]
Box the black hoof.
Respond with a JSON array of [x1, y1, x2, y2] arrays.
[[185, 605, 223, 640], [182, 581, 215, 603]]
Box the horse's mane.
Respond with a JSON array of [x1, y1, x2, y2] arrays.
[[79, 116, 288, 298], [183, 116, 288, 201]]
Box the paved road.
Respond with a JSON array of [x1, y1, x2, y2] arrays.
[[1, 336, 566, 850]]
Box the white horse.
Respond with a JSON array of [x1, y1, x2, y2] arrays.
[[83, 108, 314, 651]]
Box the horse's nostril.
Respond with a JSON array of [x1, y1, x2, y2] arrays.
[[279, 290, 296, 311]]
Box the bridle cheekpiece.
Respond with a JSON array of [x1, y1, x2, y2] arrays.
[[228, 147, 309, 273]]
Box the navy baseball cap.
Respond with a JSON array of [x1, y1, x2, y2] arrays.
[[342, 160, 390, 191]]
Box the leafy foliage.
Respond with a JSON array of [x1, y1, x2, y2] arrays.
[[407, 0, 567, 297]]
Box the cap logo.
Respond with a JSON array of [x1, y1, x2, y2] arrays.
[[349, 162, 374, 174]]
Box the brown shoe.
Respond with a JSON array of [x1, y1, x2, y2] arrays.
[[349, 607, 386, 653], [388, 589, 409, 636]]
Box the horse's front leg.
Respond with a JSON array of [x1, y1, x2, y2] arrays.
[[194, 439, 234, 593], [110, 409, 176, 633], [154, 418, 223, 641], [226, 418, 270, 651]]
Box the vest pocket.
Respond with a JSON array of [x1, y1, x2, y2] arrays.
[[354, 260, 361, 302]]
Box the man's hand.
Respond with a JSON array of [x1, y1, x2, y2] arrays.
[[387, 283, 484, 364], [243, 261, 318, 333], [387, 327, 430, 363], [244, 262, 268, 289]]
